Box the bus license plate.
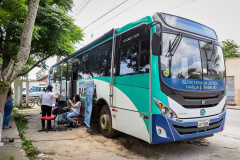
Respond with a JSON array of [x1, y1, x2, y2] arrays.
[[197, 119, 210, 128]]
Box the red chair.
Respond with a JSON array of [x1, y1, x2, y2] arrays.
[[40, 108, 57, 132]]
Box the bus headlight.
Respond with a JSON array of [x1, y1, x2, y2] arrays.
[[153, 97, 176, 119], [168, 111, 176, 119]]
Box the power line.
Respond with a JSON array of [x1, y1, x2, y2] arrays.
[[75, 0, 91, 16], [170, 0, 198, 10], [85, 0, 197, 37], [73, 0, 87, 13], [83, 0, 129, 29], [75, 0, 92, 17], [86, 0, 144, 35]]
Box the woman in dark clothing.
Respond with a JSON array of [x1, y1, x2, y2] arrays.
[[2, 86, 13, 129]]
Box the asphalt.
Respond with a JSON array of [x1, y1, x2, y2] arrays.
[[0, 116, 28, 160], [0, 105, 239, 160]]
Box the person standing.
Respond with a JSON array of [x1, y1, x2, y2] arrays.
[[39, 85, 57, 131], [2, 86, 13, 129], [62, 94, 81, 127]]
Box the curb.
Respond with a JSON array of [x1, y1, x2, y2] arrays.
[[227, 106, 240, 110]]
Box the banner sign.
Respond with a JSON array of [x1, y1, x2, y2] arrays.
[[163, 78, 226, 91], [84, 82, 94, 127]]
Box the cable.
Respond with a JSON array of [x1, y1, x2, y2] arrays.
[[75, 0, 91, 16], [86, 0, 144, 35], [84, 0, 196, 36], [169, 0, 198, 10], [75, 0, 92, 17], [73, 0, 87, 13], [83, 0, 129, 29]]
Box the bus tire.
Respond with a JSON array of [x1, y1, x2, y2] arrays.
[[99, 105, 119, 138]]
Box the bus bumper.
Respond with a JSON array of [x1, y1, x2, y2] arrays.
[[151, 111, 226, 144]]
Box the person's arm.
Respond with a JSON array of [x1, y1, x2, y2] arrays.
[[68, 99, 78, 108], [40, 93, 42, 104]]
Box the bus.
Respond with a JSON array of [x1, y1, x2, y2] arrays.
[[48, 12, 226, 144]]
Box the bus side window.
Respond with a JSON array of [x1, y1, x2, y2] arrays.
[[139, 39, 150, 73], [119, 25, 150, 76], [119, 35, 139, 75]]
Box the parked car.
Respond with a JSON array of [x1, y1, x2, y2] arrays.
[[22, 86, 46, 97]]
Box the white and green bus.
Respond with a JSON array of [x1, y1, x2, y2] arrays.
[[48, 12, 226, 144]]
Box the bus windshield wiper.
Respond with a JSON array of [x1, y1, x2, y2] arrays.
[[170, 33, 182, 56], [165, 33, 182, 57], [167, 33, 182, 72]]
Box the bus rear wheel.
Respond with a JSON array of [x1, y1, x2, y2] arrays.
[[99, 105, 119, 138]]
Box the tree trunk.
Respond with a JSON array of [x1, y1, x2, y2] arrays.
[[0, 0, 39, 112], [0, 82, 9, 113]]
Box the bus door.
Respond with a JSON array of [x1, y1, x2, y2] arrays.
[[66, 61, 78, 99], [110, 24, 151, 143], [71, 62, 79, 96]]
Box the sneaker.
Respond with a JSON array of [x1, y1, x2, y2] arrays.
[[73, 121, 78, 128]]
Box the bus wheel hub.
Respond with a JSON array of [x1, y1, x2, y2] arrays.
[[100, 114, 109, 130]]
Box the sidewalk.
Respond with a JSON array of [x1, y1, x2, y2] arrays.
[[227, 105, 240, 110], [0, 117, 28, 160]]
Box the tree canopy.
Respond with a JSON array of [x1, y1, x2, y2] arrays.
[[222, 39, 240, 58], [0, 0, 84, 77]]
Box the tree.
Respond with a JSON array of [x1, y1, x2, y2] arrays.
[[36, 69, 48, 80], [222, 39, 240, 58], [0, 0, 39, 111], [1, 0, 84, 77]]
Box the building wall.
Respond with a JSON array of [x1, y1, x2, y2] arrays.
[[22, 81, 47, 89], [225, 57, 240, 105]]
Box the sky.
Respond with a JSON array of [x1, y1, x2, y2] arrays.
[[28, 0, 240, 79]]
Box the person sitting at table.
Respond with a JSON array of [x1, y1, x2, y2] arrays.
[[62, 94, 81, 127]]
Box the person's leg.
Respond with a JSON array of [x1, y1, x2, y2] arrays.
[[46, 106, 52, 128], [2, 101, 8, 127], [41, 105, 47, 129], [62, 112, 68, 120], [3, 101, 13, 128], [66, 111, 79, 123]]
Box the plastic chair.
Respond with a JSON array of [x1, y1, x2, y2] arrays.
[[40, 108, 57, 132]]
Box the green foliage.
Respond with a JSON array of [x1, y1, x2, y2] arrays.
[[222, 39, 240, 58], [35, 69, 48, 79], [13, 109, 38, 159], [9, 156, 15, 160], [13, 111, 28, 137], [0, 0, 83, 76], [22, 140, 37, 159]]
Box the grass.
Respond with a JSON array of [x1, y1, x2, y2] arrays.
[[9, 156, 14, 160], [13, 109, 38, 160], [17, 106, 35, 110]]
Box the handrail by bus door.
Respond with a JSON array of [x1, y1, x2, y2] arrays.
[[110, 29, 117, 107]]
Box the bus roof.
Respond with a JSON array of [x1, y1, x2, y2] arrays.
[[50, 16, 154, 69], [51, 28, 115, 68]]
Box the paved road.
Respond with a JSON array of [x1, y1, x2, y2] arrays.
[[221, 109, 240, 138], [144, 109, 240, 160]]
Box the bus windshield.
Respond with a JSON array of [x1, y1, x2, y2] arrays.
[[160, 33, 226, 91]]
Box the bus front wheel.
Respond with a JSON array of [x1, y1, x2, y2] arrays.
[[99, 105, 119, 138]]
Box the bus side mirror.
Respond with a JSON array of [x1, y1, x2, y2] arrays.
[[152, 32, 161, 56]]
